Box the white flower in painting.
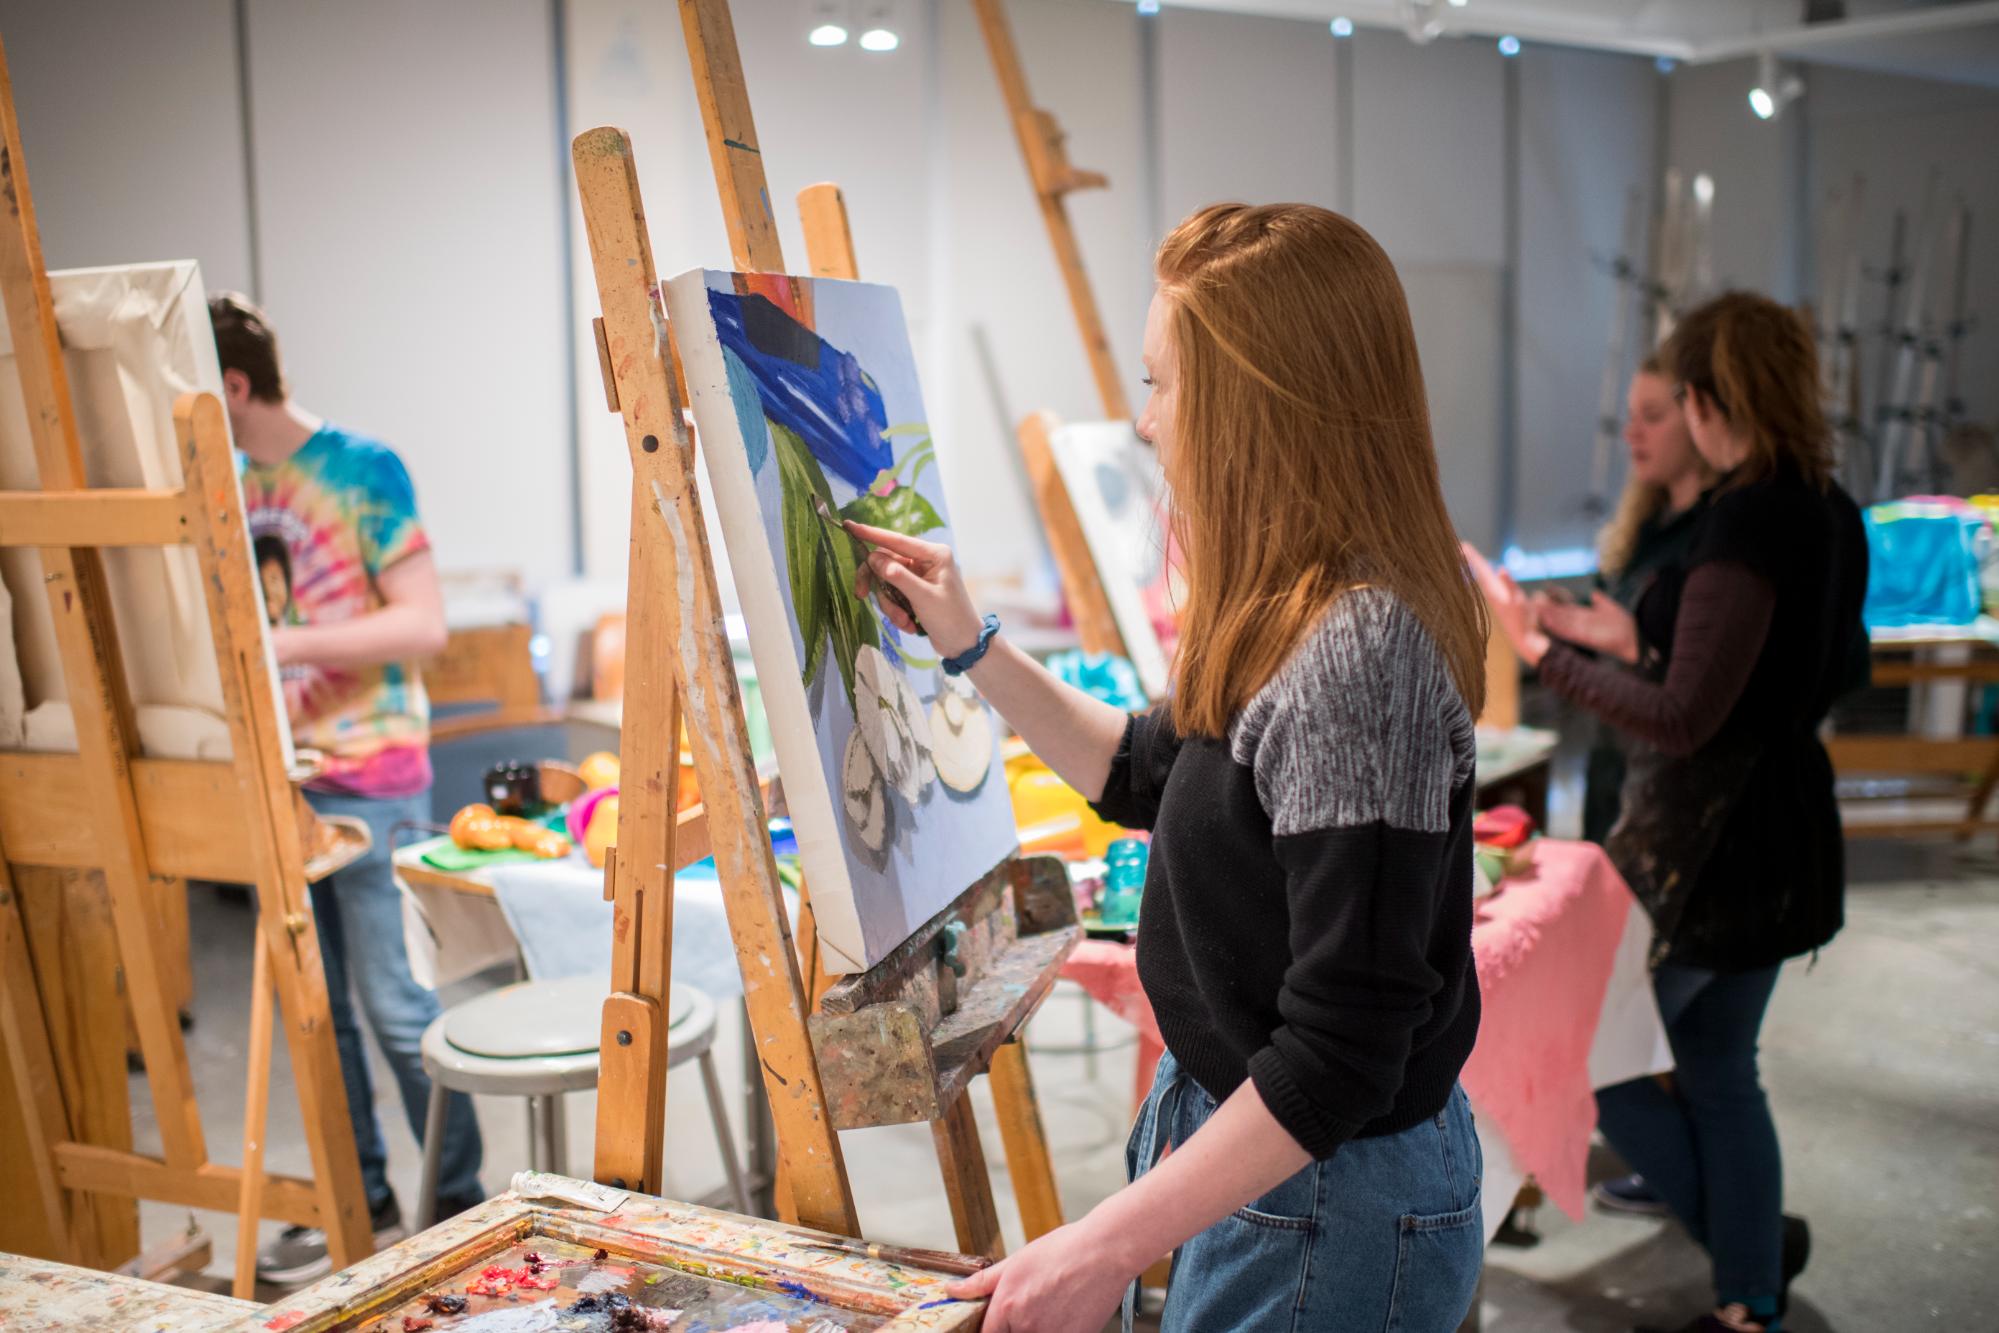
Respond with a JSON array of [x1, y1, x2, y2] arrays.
[[928, 669, 994, 794], [842, 728, 888, 852], [854, 644, 934, 805]]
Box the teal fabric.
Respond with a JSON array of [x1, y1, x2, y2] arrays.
[[1862, 500, 1987, 629]]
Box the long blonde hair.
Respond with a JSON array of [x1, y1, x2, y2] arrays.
[[1156, 203, 1488, 737]]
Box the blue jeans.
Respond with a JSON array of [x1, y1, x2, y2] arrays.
[[1124, 1053, 1483, 1333], [306, 788, 483, 1211], [1595, 962, 1783, 1309]]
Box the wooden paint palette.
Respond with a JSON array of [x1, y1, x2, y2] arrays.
[[243, 1189, 979, 1333]]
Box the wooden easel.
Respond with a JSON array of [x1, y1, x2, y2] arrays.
[[570, 0, 1074, 1261], [0, 33, 369, 1291], [971, 0, 1136, 666]]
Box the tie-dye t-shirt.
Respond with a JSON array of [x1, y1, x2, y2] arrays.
[[243, 426, 433, 798]]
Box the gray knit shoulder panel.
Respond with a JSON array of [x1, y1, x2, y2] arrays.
[[1228, 588, 1477, 836]]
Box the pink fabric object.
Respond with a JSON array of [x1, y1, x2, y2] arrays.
[[1461, 838, 1633, 1218]]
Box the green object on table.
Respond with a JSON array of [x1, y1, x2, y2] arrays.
[[420, 842, 542, 872], [419, 811, 571, 872]]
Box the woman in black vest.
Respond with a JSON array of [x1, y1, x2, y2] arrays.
[[1479, 292, 1868, 1333]]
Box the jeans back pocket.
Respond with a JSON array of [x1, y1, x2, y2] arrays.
[[1385, 1199, 1482, 1332]]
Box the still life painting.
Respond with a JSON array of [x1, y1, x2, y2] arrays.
[[665, 270, 1018, 974], [1048, 419, 1180, 701]]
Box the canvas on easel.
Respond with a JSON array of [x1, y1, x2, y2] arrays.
[[1045, 419, 1178, 701], [0, 260, 290, 764], [665, 270, 1020, 975]]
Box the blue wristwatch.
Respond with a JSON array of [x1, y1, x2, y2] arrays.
[[941, 613, 1002, 676]]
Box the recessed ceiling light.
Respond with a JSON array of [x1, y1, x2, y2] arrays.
[[859, 26, 898, 51], [808, 23, 848, 46], [1331, 16, 1353, 37], [1497, 34, 1521, 57]]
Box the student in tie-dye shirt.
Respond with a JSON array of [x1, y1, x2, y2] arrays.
[[211, 293, 484, 1284]]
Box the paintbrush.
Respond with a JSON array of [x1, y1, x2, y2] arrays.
[[814, 494, 926, 638], [794, 1237, 993, 1276]]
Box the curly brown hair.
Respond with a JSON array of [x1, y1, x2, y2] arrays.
[[1660, 291, 1833, 489]]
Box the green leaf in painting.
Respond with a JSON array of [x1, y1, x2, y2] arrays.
[[841, 484, 944, 538], [772, 420, 878, 707], [774, 422, 832, 692]]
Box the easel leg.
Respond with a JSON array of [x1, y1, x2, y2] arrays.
[[0, 861, 81, 1262], [988, 1038, 1064, 1242], [232, 931, 274, 1299], [931, 1090, 1006, 1261]]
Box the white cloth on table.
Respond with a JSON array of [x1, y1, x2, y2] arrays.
[[489, 856, 798, 997]]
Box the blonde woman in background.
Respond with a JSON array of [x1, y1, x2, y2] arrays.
[[1573, 359, 1718, 844]]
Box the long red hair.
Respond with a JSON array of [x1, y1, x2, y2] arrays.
[[1156, 203, 1487, 736]]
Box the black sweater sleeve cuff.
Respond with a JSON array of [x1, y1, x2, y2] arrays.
[[1249, 1044, 1364, 1160], [1087, 711, 1173, 831]]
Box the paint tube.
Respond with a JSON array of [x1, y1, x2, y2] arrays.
[[507, 1171, 627, 1213]]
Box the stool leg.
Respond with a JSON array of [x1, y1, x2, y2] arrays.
[[698, 1049, 752, 1215], [416, 1082, 448, 1229], [526, 1096, 545, 1174], [545, 1094, 567, 1179]]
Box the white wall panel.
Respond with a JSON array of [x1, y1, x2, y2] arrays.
[[1157, 8, 1341, 226], [0, 0, 254, 293], [1351, 30, 1507, 267], [246, 0, 571, 583], [1514, 44, 1660, 554]]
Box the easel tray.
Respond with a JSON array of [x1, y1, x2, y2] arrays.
[[241, 1184, 980, 1332]]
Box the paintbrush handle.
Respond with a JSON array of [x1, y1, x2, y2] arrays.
[[799, 1239, 992, 1276]]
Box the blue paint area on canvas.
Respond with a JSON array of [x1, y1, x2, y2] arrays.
[[721, 345, 771, 476], [708, 289, 892, 491]]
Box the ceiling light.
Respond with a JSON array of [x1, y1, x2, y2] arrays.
[[1747, 50, 1803, 120], [1655, 55, 1676, 74], [1137, 0, 1161, 13], [1331, 16, 1353, 37], [807, 0, 848, 47], [856, 0, 896, 51], [1448, 0, 1469, 6], [1497, 34, 1521, 56]]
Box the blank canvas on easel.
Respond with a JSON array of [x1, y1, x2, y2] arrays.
[[665, 270, 1019, 974], [0, 261, 288, 763]]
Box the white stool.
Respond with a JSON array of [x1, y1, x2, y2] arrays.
[[414, 974, 748, 1226]]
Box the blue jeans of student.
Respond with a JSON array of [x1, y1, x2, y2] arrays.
[[306, 788, 483, 1213], [1123, 1052, 1483, 1333], [1596, 962, 1784, 1310]]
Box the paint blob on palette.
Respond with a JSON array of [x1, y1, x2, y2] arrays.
[[357, 1240, 887, 1332], [664, 270, 1020, 974]]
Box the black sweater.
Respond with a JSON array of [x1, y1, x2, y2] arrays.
[[1090, 589, 1482, 1159]]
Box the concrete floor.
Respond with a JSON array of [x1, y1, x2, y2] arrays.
[[128, 811, 1996, 1328]]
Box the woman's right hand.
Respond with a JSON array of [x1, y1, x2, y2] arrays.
[[846, 520, 986, 658], [1462, 542, 1551, 668]]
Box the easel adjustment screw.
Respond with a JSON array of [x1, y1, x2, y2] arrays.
[[642, 434, 660, 452], [616, 1029, 633, 1046], [284, 913, 309, 936]]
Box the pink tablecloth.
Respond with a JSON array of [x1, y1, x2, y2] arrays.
[[1056, 838, 1636, 1221], [1460, 839, 1632, 1218]]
